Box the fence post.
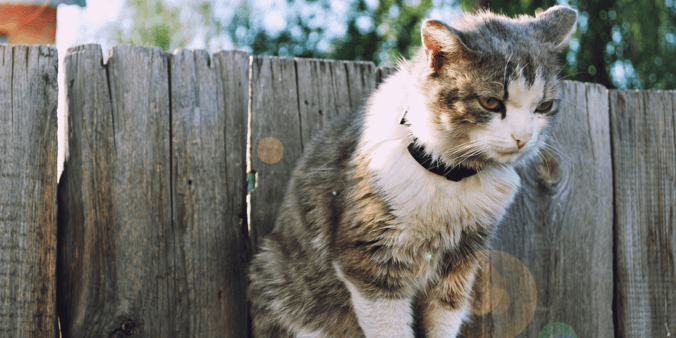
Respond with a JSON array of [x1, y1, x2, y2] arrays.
[[610, 89, 676, 337], [248, 56, 375, 249], [0, 44, 59, 338], [57, 45, 249, 337]]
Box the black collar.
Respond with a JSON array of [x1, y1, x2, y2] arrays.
[[406, 142, 478, 182], [400, 110, 478, 182]]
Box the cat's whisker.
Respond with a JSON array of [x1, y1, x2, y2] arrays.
[[558, 71, 588, 81], [541, 145, 576, 177], [546, 144, 575, 166], [556, 97, 586, 111], [534, 150, 551, 171], [452, 148, 486, 166], [441, 140, 489, 161], [555, 60, 572, 77], [307, 161, 336, 176], [440, 139, 485, 156], [443, 142, 482, 156], [541, 141, 574, 167], [503, 51, 514, 84]]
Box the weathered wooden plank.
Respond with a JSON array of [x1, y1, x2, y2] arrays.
[[249, 57, 376, 248], [296, 58, 355, 151], [58, 44, 173, 337], [375, 66, 397, 87], [343, 61, 376, 110], [248, 56, 303, 248], [327, 60, 354, 118], [170, 48, 249, 337], [214, 49, 252, 335], [296, 58, 335, 149], [0, 44, 58, 338], [57, 44, 112, 338], [462, 81, 614, 337], [610, 89, 676, 337]]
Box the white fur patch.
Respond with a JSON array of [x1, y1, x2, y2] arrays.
[[425, 269, 477, 338], [333, 262, 415, 338], [426, 302, 471, 338]]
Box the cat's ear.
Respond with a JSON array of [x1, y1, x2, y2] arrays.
[[421, 19, 474, 73], [532, 5, 578, 50]]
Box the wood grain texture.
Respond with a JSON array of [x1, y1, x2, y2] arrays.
[[170, 48, 250, 337], [375, 66, 397, 87], [58, 44, 172, 337], [249, 56, 303, 249], [0, 44, 58, 338], [295, 58, 360, 152], [249, 56, 375, 248], [462, 81, 614, 338], [58, 45, 250, 337], [343, 61, 376, 110], [610, 89, 676, 337]]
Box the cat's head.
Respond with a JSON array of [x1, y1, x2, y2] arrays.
[[405, 6, 577, 170]]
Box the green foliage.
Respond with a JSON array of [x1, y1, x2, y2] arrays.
[[329, 0, 434, 65], [106, 0, 675, 89], [225, 0, 328, 58], [223, 0, 440, 65], [597, 0, 676, 89], [110, 0, 190, 52]]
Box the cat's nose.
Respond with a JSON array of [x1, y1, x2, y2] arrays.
[[512, 134, 531, 149]]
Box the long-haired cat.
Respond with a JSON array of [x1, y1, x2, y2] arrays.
[[248, 6, 577, 337]]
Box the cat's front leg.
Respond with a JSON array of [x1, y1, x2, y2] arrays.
[[333, 262, 415, 338], [417, 257, 480, 338]]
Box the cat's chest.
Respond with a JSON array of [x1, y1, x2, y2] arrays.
[[362, 138, 520, 288], [382, 167, 520, 290], [399, 169, 516, 233], [372, 150, 521, 260]]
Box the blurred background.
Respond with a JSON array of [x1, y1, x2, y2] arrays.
[[48, 0, 676, 91], [2, 0, 673, 175]]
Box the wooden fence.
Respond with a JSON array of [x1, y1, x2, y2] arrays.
[[0, 43, 674, 337]]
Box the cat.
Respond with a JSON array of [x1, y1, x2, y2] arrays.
[[247, 5, 577, 338]]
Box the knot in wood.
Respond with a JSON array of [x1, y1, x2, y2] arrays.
[[536, 150, 562, 187], [121, 319, 135, 336]]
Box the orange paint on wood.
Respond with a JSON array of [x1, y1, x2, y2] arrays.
[[0, 4, 57, 44]]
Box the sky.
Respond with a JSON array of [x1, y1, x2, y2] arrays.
[[56, 1, 125, 177]]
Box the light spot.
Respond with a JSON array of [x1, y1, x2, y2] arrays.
[[467, 250, 537, 338], [257, 137, 284, 164], [537, 322, 577, 338]]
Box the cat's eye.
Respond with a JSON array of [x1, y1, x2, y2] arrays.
[[478, 97, 502, 111], [536, 101, 553, 112]]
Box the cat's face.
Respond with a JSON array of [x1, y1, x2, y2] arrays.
[[408, 6, 577, 169]]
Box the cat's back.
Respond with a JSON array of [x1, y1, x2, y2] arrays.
[[248, 105, 367, 338]]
